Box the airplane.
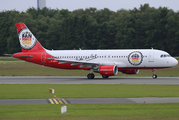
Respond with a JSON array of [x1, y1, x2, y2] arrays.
[[12, 23, 178, 79]]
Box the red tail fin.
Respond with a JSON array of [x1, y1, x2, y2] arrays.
[[16, 23, 45, 52]]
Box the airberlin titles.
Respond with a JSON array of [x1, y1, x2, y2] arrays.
[[76, 54, 97, 61]]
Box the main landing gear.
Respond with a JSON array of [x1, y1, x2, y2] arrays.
[[87, 74, 109, 79], [87, 69, 109, 79], [87, 69, 95, 79], [87, 73, 95, 79], [152, 69, 157, 79], [102, 75, 109, 79]]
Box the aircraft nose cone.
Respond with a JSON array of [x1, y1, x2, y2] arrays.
[[172, 58, 178, 66]]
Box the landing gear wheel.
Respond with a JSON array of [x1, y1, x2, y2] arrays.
[[152, 75, 157, 79], [87, 73, 95, 79], [152, 69, 157, 79], [102, 75, 109, 79]]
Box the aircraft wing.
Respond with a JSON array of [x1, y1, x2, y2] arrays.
[[47, 57, 127, 68], [47, 57, 99, 66]]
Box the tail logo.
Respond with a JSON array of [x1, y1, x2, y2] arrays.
[[19, 28, 37, 50]]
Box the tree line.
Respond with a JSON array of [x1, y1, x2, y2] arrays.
[[0, 4, 179, 56]]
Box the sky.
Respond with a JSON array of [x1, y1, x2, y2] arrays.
[[0, 0, 179, 12]]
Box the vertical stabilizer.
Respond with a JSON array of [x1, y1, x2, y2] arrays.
[[16, 23, 45, 52]]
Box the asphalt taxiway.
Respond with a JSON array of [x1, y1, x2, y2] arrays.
[[0, 76, 179, 84], [1, 97, 179, 105], [1, 76, 179, 105]]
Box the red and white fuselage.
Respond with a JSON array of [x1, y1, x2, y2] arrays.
[[13, 23, 178, 79]]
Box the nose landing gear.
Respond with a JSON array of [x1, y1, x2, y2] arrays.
[[152, 69, 157, 79]]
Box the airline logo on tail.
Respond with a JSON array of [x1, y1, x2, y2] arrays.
[[19, 28, 37, 50]]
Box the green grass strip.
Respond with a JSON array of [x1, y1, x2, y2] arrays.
[[0, 103, 179, 119], [1, 84, 179, 99]]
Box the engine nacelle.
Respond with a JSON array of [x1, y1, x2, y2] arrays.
[[99, 65, 118, 76], [121, 69, 139, 74]]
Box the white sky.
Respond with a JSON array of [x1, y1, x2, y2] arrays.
[[0, 0, 179, 12]]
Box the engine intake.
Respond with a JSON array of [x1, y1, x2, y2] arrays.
[[99, 65, 118, 76]]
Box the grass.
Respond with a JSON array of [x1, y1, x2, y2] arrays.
[[0, 84, 179, 99], [0, 57, 22, 61], [0, 103, 179, 119]]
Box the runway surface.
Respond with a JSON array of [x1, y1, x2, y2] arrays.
[[1, 97, 179, 105], [0, 76, 179, 84]]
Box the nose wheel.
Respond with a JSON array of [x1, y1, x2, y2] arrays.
[[152, 75, 157, 79], [152, 69, 157, 79]]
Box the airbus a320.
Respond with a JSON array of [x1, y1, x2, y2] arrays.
[[13, 23, 178, 79]]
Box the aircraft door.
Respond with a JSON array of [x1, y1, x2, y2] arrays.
[[149, 51, 154, 62]]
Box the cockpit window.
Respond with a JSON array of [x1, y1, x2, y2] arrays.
[[167, 55, 171, 57], [160, 54, 171, 58]]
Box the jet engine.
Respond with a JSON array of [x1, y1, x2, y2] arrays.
[[121, 69, 139, 74], [98, 65, 118, 76]]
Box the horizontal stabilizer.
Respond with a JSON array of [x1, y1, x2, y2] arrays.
[[3, 54, 13, 57], [13, 55, 33, 58]]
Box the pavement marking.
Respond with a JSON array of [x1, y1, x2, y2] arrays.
[[48, 98, 69, 104], [53, 99, 59, 104], [61, 98, 68, 104], [48, 99, 54, 104]]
